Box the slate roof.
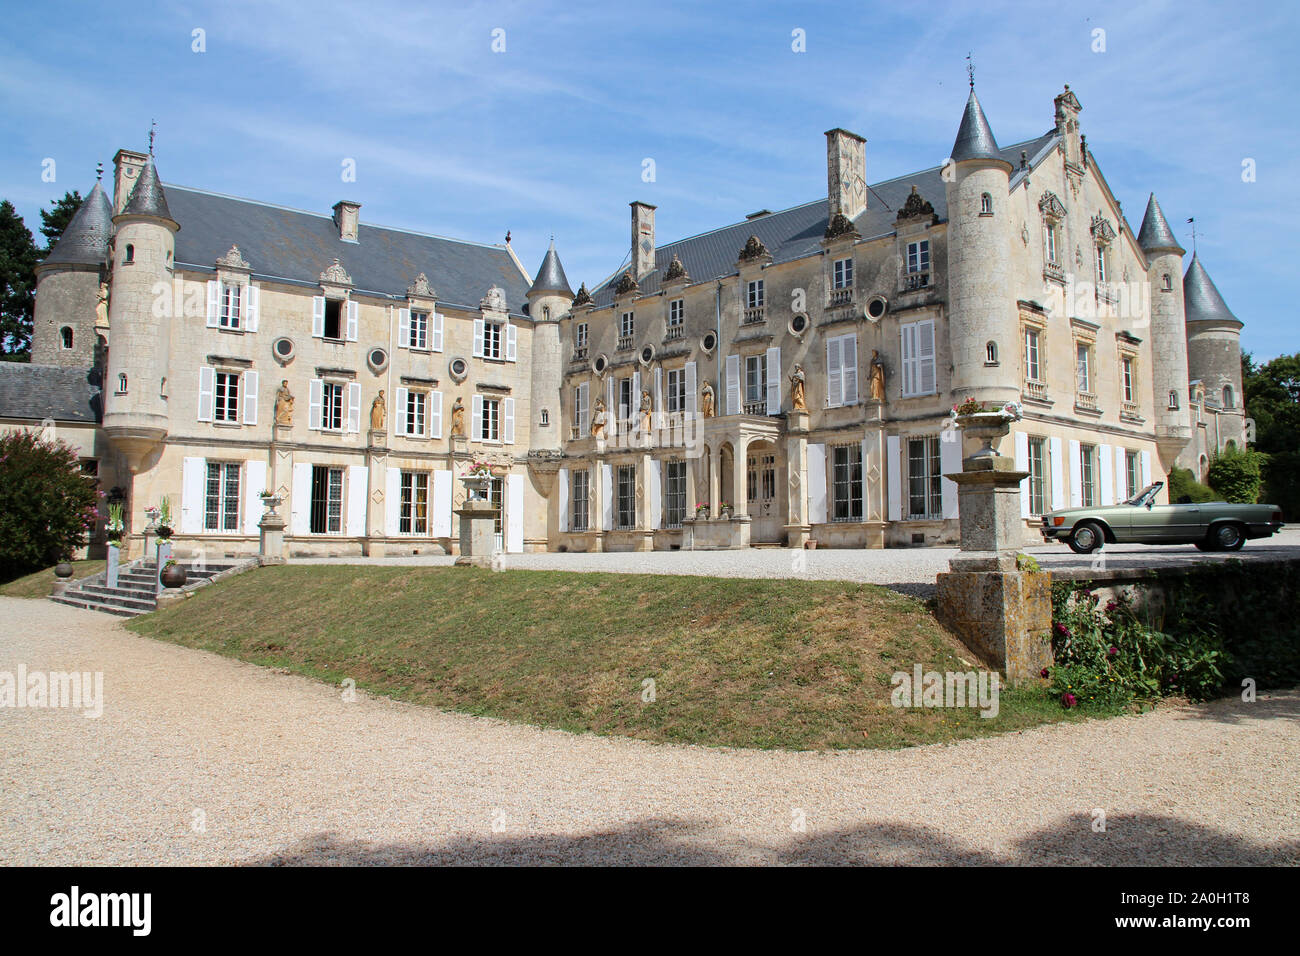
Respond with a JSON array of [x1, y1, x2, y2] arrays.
[[1183, 253, 1241, 327], [950, 89, 1004, 164], [1137, 193, 1183, 254], [529, 241, 573, 297], [122, 157, 174, 223], [42, 182, 113, 267], [0, 363, 103, 423], [588, 129, 1058, 307], [163, 185, 533, 315]]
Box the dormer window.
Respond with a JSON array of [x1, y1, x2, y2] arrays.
[[1095, 244, 1108, 283]]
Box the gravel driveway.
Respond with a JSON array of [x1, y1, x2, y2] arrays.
[[2, 598, 1296, 866]]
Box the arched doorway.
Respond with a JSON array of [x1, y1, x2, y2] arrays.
[[745, 439, 784, 542]]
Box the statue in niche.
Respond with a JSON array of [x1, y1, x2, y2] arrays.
[[639, 389, 653, 433], [370, 389, 386, 431], [451, 396, 466, 437], [95, 282, 109, 328], [790, 364, 807, 411], [274, 379, 294, 425], [869, 351, 886, 402], [700, 383, 716, 418], [591, 398, 608, 440]]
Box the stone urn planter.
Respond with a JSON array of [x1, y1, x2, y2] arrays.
[[54, 561, 74, 579], [160, 561, 187, 589], [952, 402, 1023, 460], [260, 494, 283, 517]]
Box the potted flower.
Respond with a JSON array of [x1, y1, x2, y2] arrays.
[[258, 488, 282, 515], [463, 460, 492, 500], [160, 558, 187, 589], [693, 502, 710, 518], [719, 500, 733, 519], [144, 505, 161, 530], [154, 497, 173, 540], [950, 398, 1024, 460], [105, 502, 125, 548]]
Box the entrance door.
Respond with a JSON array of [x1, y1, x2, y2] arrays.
[[747, 448, 783, 542]]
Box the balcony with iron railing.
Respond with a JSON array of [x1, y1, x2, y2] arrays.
[[742, 306, 766, 326]]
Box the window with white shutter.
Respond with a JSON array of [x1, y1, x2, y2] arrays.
[[825, 333, 857, 407], [900, 320, 935, 397]]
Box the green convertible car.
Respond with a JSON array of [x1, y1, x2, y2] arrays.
[[1040, 481, 1284, 554]]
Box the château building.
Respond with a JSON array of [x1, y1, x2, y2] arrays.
[[2, 83, 1247, 557]]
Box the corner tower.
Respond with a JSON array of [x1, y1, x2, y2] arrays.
[[102, 151, 179, 473], [1183, 253, 1245, 446], [944, 86, 1016, 403], [526, 240, 573, 452], [32, 177, 114, 368], [1137, 194, 1193, 473]]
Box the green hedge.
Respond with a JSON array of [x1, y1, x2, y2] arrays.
[[1167, 467, 1216, 504]]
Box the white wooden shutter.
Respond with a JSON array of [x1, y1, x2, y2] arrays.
[[1069, 439, 1083, 507], [472, 319, 485, 357], [827, 337, 843, 407], [1099, 444, 1114, 505], [398, 309, 410, 348], [725, 354, 740, 415], [900, 324, 916, 397], [430, 391, 443, 439], [918, 320, 935, 394], [242, 370, 258, 426], [1049, 436, 1065, 512], [432, 470, 453, 538], [246, 284, 260, 332], [685, 361, 697, 415], [311, 297, 325, 338], [576, 383, 589, 436], [503, 397, 515, 444], [807, 443, 827, 524], [180, 457, 205, 534], [1015, 431, 1031, 518], [632, 371, 641, 421], [505, 324, 518, 362], [290, 462, 312, 536], [346, 465, 367, 537], [886, 435, 902, 521], [394, 387, 408, 436], [244, 459, 267, 535], [601, 463, 614, 531], [346, 382, 362, 433], [941, 431, 962, 519], [506, 473, 524, 553], [431, 311, 444, 352], [842, 335, 858, 404], [345, 300, 359, 341], [649, 458, 662, 530], [557, 468, 570, 533], [654, 367, 663, 426], [860, 437, 870, 517], [471, 393, 483, 440], [197, 366, 215, 422], [384, 467, 401, 536], [766, 346, 781, 415], [1140, 450, 1152, 488], [206, 281, 219, 328], [607, 375, 615, 429], [309, 379, 323, 430], [1113, 444, 1126, 500]]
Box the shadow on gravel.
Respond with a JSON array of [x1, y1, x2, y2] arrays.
[[248, 813, 1300, 866], [1168, 690, 1300, 727]]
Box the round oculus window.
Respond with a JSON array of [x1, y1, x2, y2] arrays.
[[449, 357, 469, 383], [790, 313, 808, 334], [700, 332, 717, 353], [640, 345, 654, 365], [867, 296, 888, 320], [367, 347, 389, 372], [594, 354, 608, 374], [272, 337, 295, 364]]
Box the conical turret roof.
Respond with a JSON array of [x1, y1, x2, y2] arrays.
[[42, 181, 113, 267], [529, 240, 572, 297], [1137, 193, 1183, 255], [1183, 253, 1241, 328], [121, 155, 174, 223], [950, 89, 1004, 163]]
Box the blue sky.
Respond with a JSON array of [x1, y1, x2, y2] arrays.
[[2, 0, 1296, 358]]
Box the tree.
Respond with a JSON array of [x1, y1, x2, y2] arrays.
[[1242, 351, 1300, 517], [1206, 446, 1266, 504], [39, 189, 83, 254], [0, 430, 101, 582], [0, 200, 39, 359]]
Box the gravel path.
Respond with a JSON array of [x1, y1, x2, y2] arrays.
[[2, 598, 1296, 865]]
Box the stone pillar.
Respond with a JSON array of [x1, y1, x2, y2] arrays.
[[455, 477, 497, 568], [732, 441, 749, 518], [785, 431, 809, 548], [684, 453, 698, 518], [365, 429, 388, 557], [637, 453, 654, 551], [935, 434, 1052, 686], [708, 452, 720, 519]]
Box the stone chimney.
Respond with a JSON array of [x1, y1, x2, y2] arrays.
[[825, 128, 867, 222], [333, 200, 362, 242], [630, 201, 656, 279], [112, 149, 149, 215], [1054, 85, 1083, 167]]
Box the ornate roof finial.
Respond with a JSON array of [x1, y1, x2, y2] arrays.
[[96, 162, 104, 181], [149, 119, 157, 156], [966, 52, 974, 90], [1187, 216, 1197, 252]]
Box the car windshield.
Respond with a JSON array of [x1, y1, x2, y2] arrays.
[[1123, 482, 1163, 506]]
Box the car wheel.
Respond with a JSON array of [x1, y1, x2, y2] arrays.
[[1211, 523, 1245, 552], [1068, 521, 1105, 555]]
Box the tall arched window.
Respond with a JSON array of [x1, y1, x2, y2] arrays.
[[1223, 384, 1235, 408], [124, 244, 134, 264], [985, 340, 999, 364], [60, 327, 73, 349]]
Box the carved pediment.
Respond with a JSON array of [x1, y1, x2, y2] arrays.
[[738, 234, 770, 262], [407, 272, 437, 299], [480, 286, 508, 312], [319, 258, 353, 286], [824, 212, 860, 240], [1091, 214, 1116, 245], [614, 271, 639, 296], [571, 283, 593, 306], [895, 186, 937, 226], [1039, 191, 1067, 221], [216, 244, 250, 271], [663, 254, 689, 283]]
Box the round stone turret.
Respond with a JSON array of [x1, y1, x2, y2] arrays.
[[1183, 253, 1245, 444], [526, 240, 572, 452], [1138, 193, 1192, 470], [32, 180, 114, 367]]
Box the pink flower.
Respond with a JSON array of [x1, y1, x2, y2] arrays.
[[1040, 667, 1050, 679], [1107, 646, 1119, 657], [1061, 692, 1078, 708], [1105, 601, 1117, 613], [1054, 623, 1070, 637]]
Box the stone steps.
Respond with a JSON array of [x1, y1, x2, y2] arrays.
[[50, 558, 254, 618]]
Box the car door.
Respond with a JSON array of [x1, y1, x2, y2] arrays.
[[1133, 502, 1196, 542]]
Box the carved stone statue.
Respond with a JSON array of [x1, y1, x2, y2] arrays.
[[790, 364, 807, 411], [274, 379, 294, 425], [639, 388, 653, 432], [869, 350, 886, 402], [95, 282, 109, 328], [591, 398, 608, 440], [370, 389, 386, 431], [451, 396, 466, 437], [700, 383, 715, 418]]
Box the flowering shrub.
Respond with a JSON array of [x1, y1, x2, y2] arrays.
[[1047, 585, 1227, 708], [0, 431, 101, 582]]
